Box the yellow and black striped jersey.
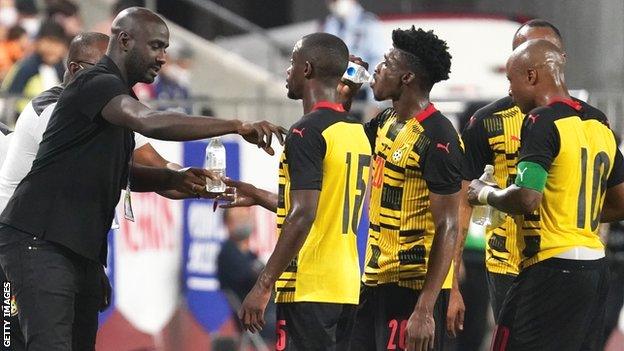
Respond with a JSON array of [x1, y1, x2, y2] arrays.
[[275, 102, 371, 304], [461, 96, 523, 275], [362, 105, 463, 290], [517, 98, 624, 268]]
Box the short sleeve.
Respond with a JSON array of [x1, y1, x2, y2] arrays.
[[608, 147, 624, 188], [286, 124, 326, 190], [422, 121, 463, 195], [76, 74, 128, 121], [518, 108, 560, 171], [461, 115, 493, 180]]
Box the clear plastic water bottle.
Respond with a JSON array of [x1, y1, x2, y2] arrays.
[[471, 165, 506, 229], [204, 138, 226, 193], [342, 61, 372, 84]]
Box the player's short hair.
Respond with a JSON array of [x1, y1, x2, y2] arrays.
[[392, 26, 452, 91], [515, 19, 563, 40], [67, 32, 109, 63], [299, 32, 349, 80]]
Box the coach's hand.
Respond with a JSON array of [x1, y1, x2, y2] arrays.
[[407, 307, 435, 351], [170, 167, 217, 196], [239, 283, 271, 333], [446, 288, 465, 337], [238, 120, 287, 156]]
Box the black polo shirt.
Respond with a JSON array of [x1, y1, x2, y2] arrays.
[[0, 55, 136, 264]]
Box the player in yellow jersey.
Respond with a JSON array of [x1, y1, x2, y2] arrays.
[[469, 40, 624, 350], [459, 20, 566, 321], [223, 32, 372, 350], [345, 27, 462, 351]]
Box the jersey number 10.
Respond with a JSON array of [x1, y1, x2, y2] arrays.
[[577, 147, 610, 231], [342, 153, 371, 235]]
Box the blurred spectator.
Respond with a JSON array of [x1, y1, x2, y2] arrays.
[[0, 0, 18, 29], [217, 207, 275, 344], [0, 25, 30, 81], [320, 0, 384, 102], [92, 0, 145, 34], [1, 19, 66, 114], [15, 0, 40, 38], [45, 0, 82, 38], [134, 42, 194, 113]]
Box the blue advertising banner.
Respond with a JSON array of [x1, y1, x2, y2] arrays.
[[183, 140, 240, 332]]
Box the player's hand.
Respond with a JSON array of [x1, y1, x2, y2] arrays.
[[467, 179, 489, 206], [406, 307, 435, 351], [238, 120, 287, 156], [238, 282, 272, 333], [219, 177, 258, 208], [337, 55, 369, 108], [446, 288, 465, 337], [98, 266, 112, 312], [170, 167, 218, 197]]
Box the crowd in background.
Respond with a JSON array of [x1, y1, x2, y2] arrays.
[[0, 0, 196, 121]]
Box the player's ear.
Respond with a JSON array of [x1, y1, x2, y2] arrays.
[[304, 61, 312, 79], [118, 31, 133, 52], [401, 71, 415, 85], [527, 69, 538, 85]]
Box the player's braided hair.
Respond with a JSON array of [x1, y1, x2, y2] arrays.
[[392, 26, 452, 91]]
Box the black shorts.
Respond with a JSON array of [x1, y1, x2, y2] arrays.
[[486, 272, 516, 322], [349, 284, 454, 351], [492, 258, 609, 351], [275, 302, 356, 351]]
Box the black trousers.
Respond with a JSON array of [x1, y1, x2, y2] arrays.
[[349, 284, 453, 351], [276, 302, 356, 351], [486, 271, 516, 322], [456, 249, 489, 351], [0, 225, 103, 351], [492, 258, 608, 351]]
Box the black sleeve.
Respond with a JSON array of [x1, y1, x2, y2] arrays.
[[286, 123, 327, 190], [518, 108, 560, 171], [608, 146, 624, 188], [422, 122, 463, 195], [461, 115, 493, 180], [77, 74, 128, 121]]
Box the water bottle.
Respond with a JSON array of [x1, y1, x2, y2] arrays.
[[471, 165, 506, 229], [204, 138, 226, 193], [342, 61, 372, 84]]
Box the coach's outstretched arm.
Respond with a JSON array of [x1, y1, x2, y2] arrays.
[[101, 95, 286, 155], [407, 190, 460, 351], [238, 190, 320, 333]]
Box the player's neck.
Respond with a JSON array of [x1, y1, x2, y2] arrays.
[[393, 91, 430, 122], [535, 87, 571, 108], [302, 81, 341, 114], [106, 50, 133, 86]]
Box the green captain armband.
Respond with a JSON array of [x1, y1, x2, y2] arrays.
[[515, 161, 548, 192]]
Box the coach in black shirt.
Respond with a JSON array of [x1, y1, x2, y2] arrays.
[[0, 7, 284, 351]]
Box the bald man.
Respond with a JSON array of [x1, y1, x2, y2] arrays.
[[457, 20, 566, 331], [468, 39, 624, 350], [0, 7, 284, 351]]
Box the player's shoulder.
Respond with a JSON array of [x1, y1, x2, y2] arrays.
[[577, 98, 610, 124], [31, 85, 63, 116], [296, 108, 360, 132], [473, 96, 517, 121], [420, 110, 458, 141], [372, 107, 396, 128]]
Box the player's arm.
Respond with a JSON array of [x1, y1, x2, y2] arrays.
[[469, 108, 555, 214], [408, 128, 463, 350], [239, 189, 320, 333], [600, 147, 624, 222], [220, 178, 278, 213], [338, 55, 369, 112], [102, 94, 285, 155]]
